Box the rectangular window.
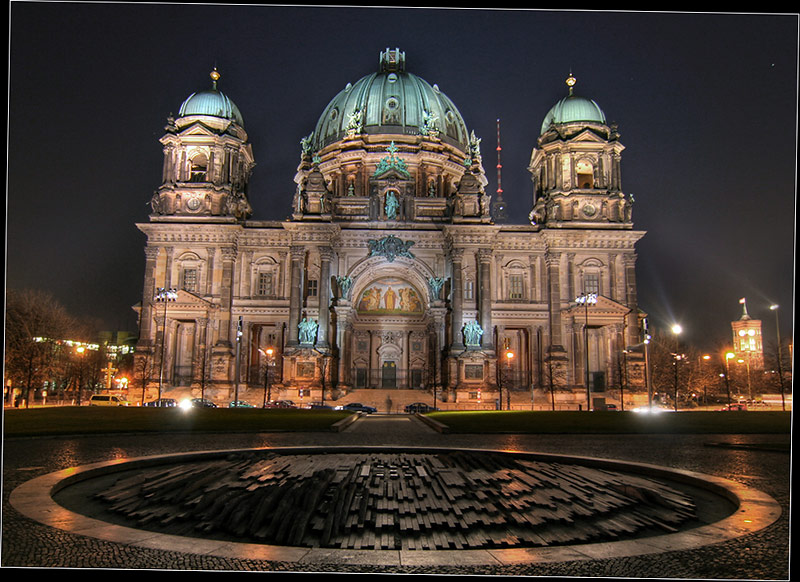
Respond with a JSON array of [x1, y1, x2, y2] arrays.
[[257, 272, 273, 296], [509, 274, 524, 299], [584, 273, 600, 295], [464, 280, 474, 300], [307, 279, 318, 297], [182, 268, 198, 292]]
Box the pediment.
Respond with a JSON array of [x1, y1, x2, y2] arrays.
[[177, 121, 222, 138], [568, 128, 608, 144], [564, 294, 632, 318], [372, 166, 413, 182], [173, 289, 214, 308]]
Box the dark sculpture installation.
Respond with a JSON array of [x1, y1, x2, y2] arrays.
[[86, 449, 698, 550]]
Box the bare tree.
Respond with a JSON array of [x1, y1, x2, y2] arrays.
[[5, 289, 84, 407]]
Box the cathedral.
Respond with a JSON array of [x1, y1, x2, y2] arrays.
[[134, 48, 646, 408]]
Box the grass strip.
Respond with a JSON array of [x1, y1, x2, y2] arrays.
[[3, 407, 352, 437], [424, 410, 792, 434]]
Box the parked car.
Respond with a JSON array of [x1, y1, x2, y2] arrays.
[[89, 394, 131, 407], [143, 398, 177, 408], [719, 403, 748, 411], [263, 400, 296, 409], [229, 400, 255, 408], [337, 402, 377, 414], [404, 402, 437, 413], [189, 398, 218, 408], [306, 402, 333, 410]]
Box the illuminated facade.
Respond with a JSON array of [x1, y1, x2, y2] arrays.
[[731, 298, 765, 370], [134, 50, 646, 405]]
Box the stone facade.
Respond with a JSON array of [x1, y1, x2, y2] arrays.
[[134, 52, 647, 406]]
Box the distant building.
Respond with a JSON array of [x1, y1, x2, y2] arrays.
[[134, 50, 647, 405], [731, 298, 764, 370]]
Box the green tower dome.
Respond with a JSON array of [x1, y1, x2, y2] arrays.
[[540, 74, 606, 135], [178, 69, 244, 126], [311, 48, 470, 152]]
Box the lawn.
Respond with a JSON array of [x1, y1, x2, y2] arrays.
[[425, 410, 792, 434], [2, 406, 353, 437]]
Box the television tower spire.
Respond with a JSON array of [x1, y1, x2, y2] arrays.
[[492, 118, 508, 222]]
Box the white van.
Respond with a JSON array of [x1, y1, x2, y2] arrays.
[[89, 394, 131, 406]]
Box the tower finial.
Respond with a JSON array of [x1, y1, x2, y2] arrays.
[[210, 67, 220, 90], [566, 72, 576, 96], [739, 297, 750, 319]]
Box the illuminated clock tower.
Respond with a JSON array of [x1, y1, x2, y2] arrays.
[[731, 298, 764, 370]]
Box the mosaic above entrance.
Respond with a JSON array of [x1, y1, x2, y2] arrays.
[[356, 278, 424, 315]]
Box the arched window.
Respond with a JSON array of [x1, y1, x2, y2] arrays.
[[576, 159, 594, 189], [189, 153, 208, 182]]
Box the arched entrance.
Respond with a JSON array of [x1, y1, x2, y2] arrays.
[[348, 275, 433, 389]]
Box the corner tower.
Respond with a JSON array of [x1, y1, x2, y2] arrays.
[[528, 74, 632, 228], [150, 69, 255, 221]]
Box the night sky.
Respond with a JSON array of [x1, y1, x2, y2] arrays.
[[7, 5, 797, 353]]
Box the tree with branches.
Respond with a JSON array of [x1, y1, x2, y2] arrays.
[[5, 289, 86, 407]]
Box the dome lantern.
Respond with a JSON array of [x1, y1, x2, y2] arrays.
[[540, 74, 606, 136], [178, 69, 245, 126]]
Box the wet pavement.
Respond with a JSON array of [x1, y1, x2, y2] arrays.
[[2, 414, 791, 578]]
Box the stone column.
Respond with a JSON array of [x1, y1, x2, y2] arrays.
[[287, 246, 306, 346], [137, 246, 161, 349], [623, 252, 639, 347], [317, 246, 332, 349], [449, 248, 464, 350], [216, 245, 237, 347], [477, 248, 494, 349], [545, 251, 565, 351]]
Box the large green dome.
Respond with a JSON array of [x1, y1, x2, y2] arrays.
[[178, 69, 244, 126], [540, 75, 606, 135], [311, 48, 470, 152]]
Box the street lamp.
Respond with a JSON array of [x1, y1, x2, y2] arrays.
[[701, 354, 711, 406], [575, 292, 597, 411], [671, 324, 682, 412], [769, 304, 786, 411], [154, 287, 177, 404], [258, 347, 275, 407], [723, 352, 735, 408], [504, 350, 514, 410], [75, 345, 86, 406]]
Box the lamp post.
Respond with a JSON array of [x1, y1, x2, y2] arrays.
[[575, 293, 597, 411], [671, 324, 682, 411], [505, 350, 514, 410], [701, 354, 711, 406], [723, 352, 735, 408], [154, 287, 177, 404], [258, 347, 274, 407], [75, 345, 86, 406], [769, 304, 786, 411], [642, 318, 653, 411]]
